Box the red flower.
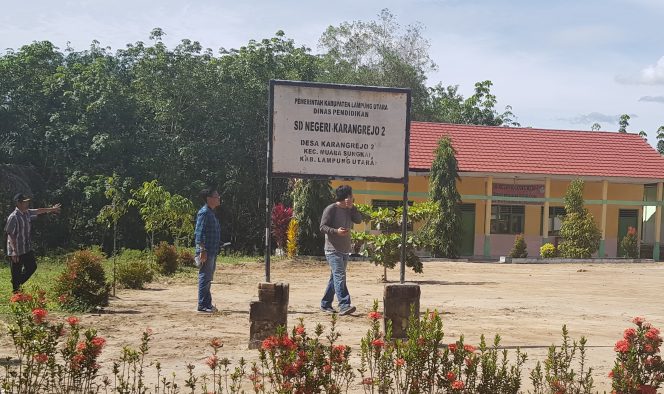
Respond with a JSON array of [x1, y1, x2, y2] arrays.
[[295, 325, 305, 335], [10, 292, 32, 303], [623, 328, 637, 340], [280, 336, 297, 350], [261, 336, 278, 351], [608, 370, 614, 378], [210, 338, 223, 349], [645, 344, 655, 353], [464, 344, 476, 353], [417, 336, 426, 346], [368, 311, 382, 320], [632, 316, 645, 326], [646, 327, 661, 340], [58, 294, 68, 303], [323, 363, 332, 374], [91, 337, 106, 348], [448, 343, 457, 352], [67, 316, 80, 327], [206, 355, 218, 370], [371, 338, 385, 348], [333, 344, 347, 353], [446, 371, 456, 381], [452, 380, 465, 390], [362, 377, 374, 385], [32, 308, 47, 324], [394, 358, 405, 367], [33, 353, 48, 364], [614, 339, 631, 353]]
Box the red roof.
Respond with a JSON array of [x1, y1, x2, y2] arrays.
[[409, 122, 664, 180]]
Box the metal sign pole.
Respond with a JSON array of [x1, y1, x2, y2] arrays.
[[264, 82, 275, 283], [400, 92, 412, 285]]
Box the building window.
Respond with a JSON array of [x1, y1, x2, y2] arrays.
[[371, 199, 413, 232], [491, 205, 525, 234], [539, 206, 566, 236]]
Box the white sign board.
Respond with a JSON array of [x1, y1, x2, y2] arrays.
[[270, 81, 410, 182]]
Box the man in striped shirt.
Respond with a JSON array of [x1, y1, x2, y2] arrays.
[[5, 193, 61, 292]]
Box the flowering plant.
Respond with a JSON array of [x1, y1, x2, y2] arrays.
[[256, 316, 354, 393], [610, 317, 664, 393]]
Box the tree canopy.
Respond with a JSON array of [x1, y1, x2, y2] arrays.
[[0, 13, 519, 254]]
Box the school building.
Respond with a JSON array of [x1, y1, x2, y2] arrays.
[[336, 122, 664, 260]]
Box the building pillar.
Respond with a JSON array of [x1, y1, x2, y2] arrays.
[[654, 182, 663, 261], [483, 176, 493, 257], [542, 177, 550, 246], [599, 180, 608, 257]]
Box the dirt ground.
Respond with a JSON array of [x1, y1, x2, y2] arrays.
[[4, 259, 664, 392]]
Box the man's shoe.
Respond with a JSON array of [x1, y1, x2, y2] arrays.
[[320, 306, 337, 314], [198, 306, 217, 313], [339, 305, 356, 316]]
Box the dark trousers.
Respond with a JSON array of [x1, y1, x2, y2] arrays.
[[10, 251, 37, 292]]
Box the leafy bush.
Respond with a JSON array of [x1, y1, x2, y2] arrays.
[[154, 241, 178, 275], [351, 231, 370, 255], [530, 325, 594, 393], [53, 250, 110, 312], [116, 260, 155, 289], [620, 226, 639, 258], [558, 179, 601, 258], [286, 218, 298, 259], [509, 234, 528, 258], [178, 248, 196, 267], [359, 301, 527, 393], [540, 243, 557, 258], [610, 317, 664, 393]]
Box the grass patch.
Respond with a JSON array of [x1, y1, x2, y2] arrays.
[[0, 249, 262, 314]]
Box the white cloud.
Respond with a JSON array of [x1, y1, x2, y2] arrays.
[[616, 56, 664, 85]]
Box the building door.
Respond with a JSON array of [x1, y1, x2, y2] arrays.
[[618, 209, 639, 257], [460, 204, 476, 256]]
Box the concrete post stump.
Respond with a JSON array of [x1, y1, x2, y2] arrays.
[[249, 282, 289, 349], [383, 283, 420, 339]]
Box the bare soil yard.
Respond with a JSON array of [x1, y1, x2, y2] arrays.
[[3, 259, 663, 392]]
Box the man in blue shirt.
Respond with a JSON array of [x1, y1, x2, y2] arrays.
[[194, 188, 221, 313], [5, 193, 61, 293]]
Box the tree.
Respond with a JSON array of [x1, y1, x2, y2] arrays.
[[656, 126, 664, 155], [558, 179, 601, 258], [97, 173, 132, 296], [420, 81, 519, 126], [424, 137, 462, 258], [639, 130, 647, 140], [318, 8, 435, 115], [291, 180, 332, 256], [591, 123, 601, 131], [618, 114, 630, 133]]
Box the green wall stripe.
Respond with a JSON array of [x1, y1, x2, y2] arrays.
[[353, 190, 663, 206]]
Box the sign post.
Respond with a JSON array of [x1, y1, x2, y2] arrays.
[[267, 80, 411, 282]]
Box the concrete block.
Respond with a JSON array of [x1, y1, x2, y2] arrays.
[[383, 283, 420, 339]]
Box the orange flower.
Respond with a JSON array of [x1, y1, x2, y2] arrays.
[[206, 355, 218, 370], [67, 316, 80, 326], [452, 380, 464, 390], [368, 311, 382, 320], [394, 358, 405, 367], [210, 338, 223, 349]]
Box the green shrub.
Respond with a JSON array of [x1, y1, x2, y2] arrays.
[[509, 234, 528, 258], [178, 248, 196, 267], [540, 243, 557, 258], [558, 179, 601, 258], [53, 249, 110, 312], [154, 242, 178, 275], [117, 260, 155, 289]]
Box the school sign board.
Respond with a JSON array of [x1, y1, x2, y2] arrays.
[[269, 80, 411, 182]]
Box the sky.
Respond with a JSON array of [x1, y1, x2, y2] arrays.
[[2, 0, 663, 147]]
